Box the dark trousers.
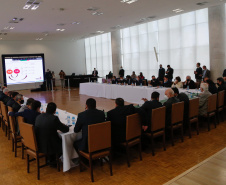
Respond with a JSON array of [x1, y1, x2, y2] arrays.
[[47, 80, 52, 90]]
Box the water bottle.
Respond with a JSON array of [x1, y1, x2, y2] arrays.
[[55, 111, 59, 117], [40, 105, 43, 112], [116, 81, 118, 85], [66, 115, 71, 125], [187, 85, 189, 90], [140, 83, 142, 87], [72, 116, 76, 125], [132, 82, 134, 86], [124, 82, 125, 86]]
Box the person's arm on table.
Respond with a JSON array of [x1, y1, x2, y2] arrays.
[[74, 113, 83, 133], [56, 116, 69, 133]]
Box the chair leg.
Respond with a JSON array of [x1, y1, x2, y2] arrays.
[[15, 139, 17, 157], [37, 156, 40, 180], [207, 117, 210, 131], [222, 111, 224, 122], [170, 127, 174, 146], [214, 115, 217, 128], [89, 155, 94, 182], [22, 143, 24, 159], [181, 125, 184, 142], [139, 141, 142, 161], [151, 135, 155, 156], [188, 121, 191, 138], [163, 132, 166, 151], [109, 151, 113, 176], [12, 138, 14, 152], [196, 120, 199, 135], [27, 154, 30, 173], [8, 127, 10, 140], [56, 154, 60, 172], [5, 126, 7, 137], [126, 144, 130, 167], [217, 112, 220, 124]]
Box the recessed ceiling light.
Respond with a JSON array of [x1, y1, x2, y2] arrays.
[[121, 0, 138, 4], [23, 0, 40, 10], [72, 22, 80, 25], [173, 8, 184, 13], [36, 38, 43, 40], [10, 27, 15, 30], [4, 27, 9, 30], [97, 31, 104, 33], [31, 5, 39, 10], [92, 11, 103, 16], [56, 29, 65, 31]]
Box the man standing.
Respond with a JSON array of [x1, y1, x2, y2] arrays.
[[166, 65, 174, 81], [194, 63, 202, 83], [59, 70, 66, 89], [158, 64, 165, 82], [92, 68, 98, 82], [45, 69, 52, 91], [119, 66, 125, 77], [73, 98, 105, 152], [202, 65, 210, 79]]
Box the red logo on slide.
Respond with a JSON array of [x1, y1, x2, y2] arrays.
[[14, 69, 20, 74], [7, 69, 13, 74]]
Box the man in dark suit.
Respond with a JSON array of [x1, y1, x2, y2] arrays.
[[163, 89, 179, 127], [158, 64, 165, 82], [45, 69, 53, 91], [125, 75, 133, 85], [194, 63, 202, 83], [6, 92, 19, 107], [9, 100, 41, 125], [217, 77, 226, 105], [150, 75, 159, 87], [107, 98, 147, 146], [141, 92, 163, 131], [119, 66, 125, 77], [202, 65, 210, 79], [183, 76, 196, 89], [223, 69, 226, 77], [92, 68, 98, 82], [73, 98, 105, 152], [172, 87, 189, 130], [163, 75, 172, 87], [12, 94, 24, 112], [111, 76, 117, 84], [35, 102, 69, 165], [166, 65, 174, 81], [0, 88, 9, 103]]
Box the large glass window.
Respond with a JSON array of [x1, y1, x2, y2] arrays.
[[120, 8, 209, 81], [85, 33, 113, 78]]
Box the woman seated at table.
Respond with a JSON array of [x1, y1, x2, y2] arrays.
[[139, 72, 145, 80], [171, 76, 183, 88], [131, 71, 137, 80]]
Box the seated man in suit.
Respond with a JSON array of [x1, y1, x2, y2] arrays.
[[206, 79, 218, 94], [135, 76, 143, 86], [199, 83, 212, 116], [9, 100, 41, 126], [107, 98, 147, 146], [163, 75, 172, 87], [183, 76, 196, 89], [163, 89, 180, 127], [111, 76, 117, 84], [73, 98, 105, 152], [125, 75, 133, 85], [12, 94, 24, 112], [91, 68, 98, 82], [35, 102, 69, 166], [172, 87, 189, 130], [0, 88, 9, 102], [217, 77, 226, 105], [150, 75, 159, 87], [6, 92, 19, 107], [118, 76, 125, 84], [18, 98, 34, 112], [141, 92, 163, 131]]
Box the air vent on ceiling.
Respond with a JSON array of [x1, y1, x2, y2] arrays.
[[87, 7, 99, 11], [196, 2, 208, 6], [9, 18, 24, 23]]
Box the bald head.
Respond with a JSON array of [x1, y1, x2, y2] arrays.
[[165, 89, 174, 98]]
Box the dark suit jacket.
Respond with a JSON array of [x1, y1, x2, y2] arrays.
[[125, 79, 133, 85], [45, 71, 52, 81], [92, 70, 98, 76], [150, 79, 159, 87], [12, 102, 21, 112], [140, 100, 163, 129], [177, 93, 189, 121], [35, 113, 69, 155], [112, 79, 117, 84], [183, 80, 196, 89], [223, 69, 226, 77], [135, 79, 143, 86], [218, 84, 226, 105], [74, 109, 105, 152], [107, 105, 147, 145], [163, 80, 172, 88], [163, 97, 180, 126], [119, 69, 125, 77], [3, 96, 11, 105], [195, 67, 202, 80], [158, 68, 165, 81], [9, 109, 41, 126], [0, 93, 7, 101], [6, 98, 16, 107], [208, 84, 218, 94], [202, 69, 210, 79], [167, 68, 174, 80]]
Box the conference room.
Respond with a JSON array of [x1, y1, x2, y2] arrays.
[[1, 0, 226, 184]]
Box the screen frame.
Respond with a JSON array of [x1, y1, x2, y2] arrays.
[[2, 53, 46, 86]]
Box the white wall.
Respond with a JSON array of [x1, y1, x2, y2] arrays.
[[0, 39, 86, 90]]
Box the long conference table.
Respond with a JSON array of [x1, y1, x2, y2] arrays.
[[79, 82, 200, 105]]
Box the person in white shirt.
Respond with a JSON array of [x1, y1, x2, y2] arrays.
[[171, 76, 183, 88]]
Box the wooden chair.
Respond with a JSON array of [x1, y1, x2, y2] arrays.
[[202, 94, 217, 131], [217, 90, 225, 123], [79, 121, 112, 182], [188, 98, 199, 138], [144, 106, 166, 156], [19, 121, 48, 180], [1, 102, 10, 139], [8, 106, 22, 157], [17, 116, 26, 159], [120, 113, 142, 167], [170, 102, 184, 146]]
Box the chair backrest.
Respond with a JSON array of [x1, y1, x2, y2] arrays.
[[88, 121, 111, 153], [126, 113, 141, 141], [17, 116, 24, 125], [1, 102, 9, 123], [189, 98, 199, 118], [8, 106, 16, 136], [19, 122, 38, 152], [217, 90, 225, 108], [151, 106, 166, 131], [143, 80, 147, 86], [171, 102, 184, 124], [208, 94, 217, 113]]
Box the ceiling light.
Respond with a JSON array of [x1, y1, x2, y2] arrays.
[[4, 27, 9, 30], [173, 9, 184, 13], [121, 0, 138, 4], [9, 17, 24, 23], [10, 27, 15, 30], [97, 31, 104, 33], [36, 38, 43, 40], [92, 11, 103, 16], [56, 29, 65, 31], [72, 22, 80, 25], [31, 5, 39, 10], [23, 4, 31, 9], [23, 0, 41, 10]]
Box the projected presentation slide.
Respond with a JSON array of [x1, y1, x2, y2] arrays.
[[3, 56, 45, 85]]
